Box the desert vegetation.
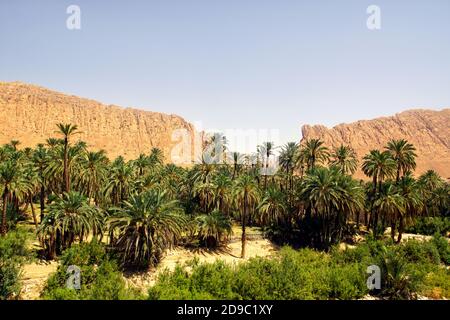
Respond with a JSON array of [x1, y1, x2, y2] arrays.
[[0, 123, 449, 300]]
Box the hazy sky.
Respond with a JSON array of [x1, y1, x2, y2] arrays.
[[1, 0, 449, 152]]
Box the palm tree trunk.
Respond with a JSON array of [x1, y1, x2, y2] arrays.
[[63, 137, 70, 192], [40, 184, 45, 221], [241, 191, 247, 259], [397, 217, 404, 243], [1, 186, 9, 236], [391, 221, 396, 242], [29, 194, 38, 229]]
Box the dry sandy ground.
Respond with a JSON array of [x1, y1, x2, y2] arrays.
[[19, 235, 278, 299], [20, 261, 58, 300], [124, 238, 279, 292]]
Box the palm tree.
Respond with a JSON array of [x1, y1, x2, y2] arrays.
[[212, 173, 232, 214], [104, 157, 135, 206], [37, 191, 102, 258], [302, 139, 329, 171], [0, 161, 22, 235], [386, 139, 417, 182], [374, 184, 405, 242], [258, 141, 275, 189], [279, 142, 299, 192], [79, 150, 108, 204], [56, 123, 79, 192], [258, 186, 287, 226], [299, 167, 364, 248], [233, 174, 260, 258], [195, 211, 232, 248], [33, 144, 50, 221], [362, 150, 396, 233], [107, 189, 187, 268], [330, 144, 358, 175], [230, 152, 244, 180], [396, 175, 422, 242]]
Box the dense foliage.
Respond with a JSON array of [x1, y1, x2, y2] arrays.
[[0, 123, 449, 299]]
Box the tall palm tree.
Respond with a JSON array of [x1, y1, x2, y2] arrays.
[[362, 150, 396, 232], [279, 142, 299, 192], [233, 174, 260, 258], [79, 150, 108, 204], [386, 139, 417, 182], [33, 144, 50, 221], [374, 184, 405, 242], [56, 123, 79, 192], [258, 141, 274, 189], [107, 189, 187, 268], [302, 139, 329, 171], [330, 144, 358, 175], [299, 167, 363, 248], [396, 175, 422, 242], [230, 152, 244, 180], [0, 161, 22, 235]]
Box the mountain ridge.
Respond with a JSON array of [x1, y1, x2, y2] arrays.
[[301, 108, 450, 179]]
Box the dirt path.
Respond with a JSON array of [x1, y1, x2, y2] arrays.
[[20, 261, 58, 300]]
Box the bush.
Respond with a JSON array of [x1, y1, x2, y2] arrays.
[[0, 260, 21, 300], [431, 234, 450, 265], [0, 230, 30, 300], [406, 217, 450, 236], [43, 241, 141, 300], [148, 247, 368, 300]]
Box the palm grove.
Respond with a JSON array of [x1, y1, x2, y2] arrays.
[[0, 123, 449, 270]]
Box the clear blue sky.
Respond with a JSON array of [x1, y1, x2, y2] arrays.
[[1, 0, 449, 152]]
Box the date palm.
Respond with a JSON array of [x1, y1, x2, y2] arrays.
[[374, 184, 405, 242], [195, 210, 232, 248], [79, 150, 108, 204], [396, 175, 422, 242], [258, 186, 287, 226], [330, 144, 358, 175], [0, 161, 22, 235], [362, 150, 396, 232], [258, 142, 275, 189], [302, 139, 329, 171], [386, 139, 417, 182], [56, 123, 79, 192], [233, 174, 260, 258], [37, 191, 102, 258], [33, 144, 50, 221], [107, 189, 187, 268]]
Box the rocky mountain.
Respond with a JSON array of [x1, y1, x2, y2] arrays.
[[301, 108, 450, 179], [0, 82, 200, 163]]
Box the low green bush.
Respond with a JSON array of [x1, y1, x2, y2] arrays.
[[0, 230, 30, 300], [406, 217, 450, 236], [42, 241, 142, 300], [148, 247, 368, 300]]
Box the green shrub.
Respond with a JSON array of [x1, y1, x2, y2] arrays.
[[0, 230, 30, 300], [148, 247, 367, 300], [378, 249, 419, 300], [397, 239, 441, 266], [43, 241, 141, 300], [431, 234, 450, 265], [0, 259, 21, 300], [419, 268, 450, 299], [407, 217, 450, 236]]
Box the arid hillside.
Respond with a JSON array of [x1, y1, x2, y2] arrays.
[[0, 82, 199, 162], [301, 109, 450, 179]]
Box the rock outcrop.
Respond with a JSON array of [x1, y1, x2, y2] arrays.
[[0, 82, 200, 163], [301, 109, 450, 179]]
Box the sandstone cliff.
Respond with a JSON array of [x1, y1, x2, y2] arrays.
[[301, 109, 450, 179], [0, 82, 199, 162]]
